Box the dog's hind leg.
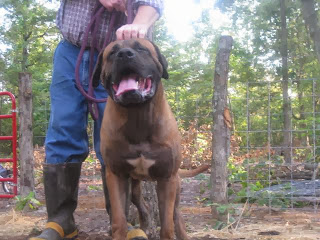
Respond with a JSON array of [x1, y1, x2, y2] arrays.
[[131, 179, 151, 232], [174, 176, 189, 240]]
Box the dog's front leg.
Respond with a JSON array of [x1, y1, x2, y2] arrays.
[[106, 168, 128, 240], [157, 176, 177, 240]]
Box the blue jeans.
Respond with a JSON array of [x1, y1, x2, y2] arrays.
[[45, 40, 107, 165]]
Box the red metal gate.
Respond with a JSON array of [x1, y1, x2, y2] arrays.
[[0, 91, 18, 198]]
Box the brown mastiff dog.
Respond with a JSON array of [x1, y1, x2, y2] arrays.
[[93, 39, 199, 240]]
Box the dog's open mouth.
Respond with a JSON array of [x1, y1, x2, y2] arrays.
[[113, 74, 152, 97]]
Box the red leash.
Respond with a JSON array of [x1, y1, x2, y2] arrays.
[[75, 0, 134, 120]]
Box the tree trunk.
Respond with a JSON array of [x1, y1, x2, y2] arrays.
[[141, 181, 159, 238], [18, 72, 35, 196], [280, 0, 292, 164], [300, 0, 320, 63], [128, 181, 159, 239], [211, 36, 233, 220]]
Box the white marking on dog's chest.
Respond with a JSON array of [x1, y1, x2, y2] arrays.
[[127, 155, 155, 179]]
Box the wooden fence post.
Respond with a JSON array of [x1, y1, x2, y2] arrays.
[[18, 72, 35, 196], [211, 36, 233, 220]]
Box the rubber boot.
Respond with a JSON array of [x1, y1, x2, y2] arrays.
[[29, 163, 82, 240]]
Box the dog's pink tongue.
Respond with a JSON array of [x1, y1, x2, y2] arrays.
[[116, 78, 138, 96]]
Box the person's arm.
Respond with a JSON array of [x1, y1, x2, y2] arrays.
[[116, 5, 159, 40]]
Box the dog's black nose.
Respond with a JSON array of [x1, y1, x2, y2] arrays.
[[117, 48, 135, 59]]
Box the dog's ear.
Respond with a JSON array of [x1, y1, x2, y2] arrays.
[[152, 43, 169, 80], [92, 51, 104, 88]]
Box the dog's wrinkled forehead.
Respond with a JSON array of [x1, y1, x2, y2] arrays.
[[102, 39, 159, 63]]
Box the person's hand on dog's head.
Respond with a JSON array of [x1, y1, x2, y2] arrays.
[[116, 24, 148, 40], [116, 5, 159, 40]]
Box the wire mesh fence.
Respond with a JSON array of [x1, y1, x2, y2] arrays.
[[230, 78, 320, 213]]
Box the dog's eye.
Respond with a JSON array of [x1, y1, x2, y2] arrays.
[[107, 50, 117, 60], [136, 47, 147, 53], [133, 42, 148, 53], [108, 45, 120, 59], [109, 50, 116, 57]]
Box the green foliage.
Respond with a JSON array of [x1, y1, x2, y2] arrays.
[[86, 156, 97, 164], [0, 0, 59, 146], [194, 173, 210, 181], [213, 220, 227, 230], [252, 191, 291, 208], [15, 191, 41, 211], [154, 10, 220, 129], [224, 0, 320, 151], [227, 157, 313, 209], [209, 202, 237, 230], [87, 185, 102, 191], [154, 0, 320, 153]]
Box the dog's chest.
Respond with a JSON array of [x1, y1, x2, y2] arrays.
[[126, 154, 156, 180], [116, 143, 175, 180]]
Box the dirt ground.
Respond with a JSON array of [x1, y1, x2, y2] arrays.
[[1, 163, 320, 240]]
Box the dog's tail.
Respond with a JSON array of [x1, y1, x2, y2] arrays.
[[178, 164, 210, 178]]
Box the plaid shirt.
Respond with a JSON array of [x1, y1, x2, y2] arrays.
[[56, 0, 163, 49]]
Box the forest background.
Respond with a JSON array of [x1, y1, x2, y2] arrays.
[[0, 0, 320, 201]]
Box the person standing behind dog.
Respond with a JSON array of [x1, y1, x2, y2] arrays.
[[30, 1, 163, 240]]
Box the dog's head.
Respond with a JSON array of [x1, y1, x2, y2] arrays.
[[92, 39, 168, 106]]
